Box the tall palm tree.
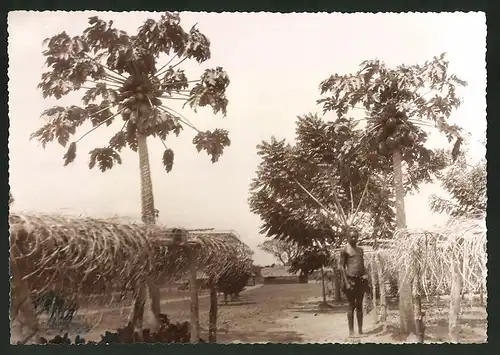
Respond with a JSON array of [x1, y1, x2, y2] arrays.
[[317, 54, 466, 337], [31, 12, 232, 328]]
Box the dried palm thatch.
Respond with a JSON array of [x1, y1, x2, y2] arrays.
[[173, 231, 254, 282], [387, 218, 487, 297], [9, 212, 249, 296]]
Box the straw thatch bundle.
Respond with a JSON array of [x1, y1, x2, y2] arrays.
[[189, 231, 254, 278], [388, 218, 486, 297], [156, 231, 254, 284], [9, 212, 250, 297]]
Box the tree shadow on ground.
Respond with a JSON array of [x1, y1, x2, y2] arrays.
[[219, 301, 257, 307], [213, 329, 303, 343], [286, 300, 349, 315]]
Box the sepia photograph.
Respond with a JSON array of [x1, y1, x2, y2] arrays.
[[8, 11, 486, 344]]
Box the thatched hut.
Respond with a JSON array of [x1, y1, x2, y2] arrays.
[[9, 212, 252, 344], [261, 266, 301, 284], [382, 219, 486, 342]]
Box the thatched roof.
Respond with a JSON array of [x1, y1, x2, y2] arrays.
[[9, 212, 251, 296], [388, 218, 486, 295]]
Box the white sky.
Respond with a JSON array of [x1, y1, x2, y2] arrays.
[[8, 11, 486, 265]]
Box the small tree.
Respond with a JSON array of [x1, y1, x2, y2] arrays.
[[288, 246, 331, 284], [258, 239, 300, 266], [216, 267, 252, 303]]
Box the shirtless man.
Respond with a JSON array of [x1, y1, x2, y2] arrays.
[[339, 227, 368, 337]]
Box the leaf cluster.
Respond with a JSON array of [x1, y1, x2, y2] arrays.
[[429, 153, 486, 218], [318, 53, 466, 159], [32, 12, 232, 173]]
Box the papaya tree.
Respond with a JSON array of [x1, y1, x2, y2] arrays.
[[31, 12, 232, 329], [317, 53, 465, 336]]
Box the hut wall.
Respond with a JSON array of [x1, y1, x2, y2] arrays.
[[263, 276, 301, 285]]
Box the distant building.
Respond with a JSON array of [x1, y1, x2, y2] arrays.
[[260, 266, 303, 284]]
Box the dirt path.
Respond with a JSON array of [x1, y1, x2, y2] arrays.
[[79, 284, 263, 316], [12, 283, 487, 344]]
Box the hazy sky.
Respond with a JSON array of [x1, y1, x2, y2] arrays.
[[8, 11, 486, 265]]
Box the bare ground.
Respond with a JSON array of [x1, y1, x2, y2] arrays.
[[11, 282, 487, 344]]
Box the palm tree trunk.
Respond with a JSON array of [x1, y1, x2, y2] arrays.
[[138, 134, 156, 225], [392, 147, 416, 336], [130, 134, 161, 329], [377, 253, 387, 327]]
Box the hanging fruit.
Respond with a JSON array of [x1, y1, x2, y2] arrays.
[[137, 103, 150, 115], [386, 136, 397, 149], [135, 92, 146, 101], [385, 117, 397, 129], [122, 108, 132, 121], [401, 133, 413, 147], [378, 141, 389, 155]]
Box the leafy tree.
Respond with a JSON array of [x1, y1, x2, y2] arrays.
[[258, 239, 300, 266], [288, 246, 331, 281], [216, 267, 252, 302], [317, 53, 466, 336], [31, 12, 232, 328], [249, 113, 398, 249], [429, 152, 486, 219]]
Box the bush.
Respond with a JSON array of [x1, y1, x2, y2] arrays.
[[217, 269, 251, 300], [37, 314, 205, 344]]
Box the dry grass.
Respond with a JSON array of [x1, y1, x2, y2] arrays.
[[388, 218, 486, 296], [9, 212, 252, 298]]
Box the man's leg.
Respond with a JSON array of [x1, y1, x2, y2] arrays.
[[354, 282, 364, 335], [345, 288, 356, 336]]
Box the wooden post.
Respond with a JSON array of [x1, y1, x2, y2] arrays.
[[130, 281, 147, 330], [10, 259, 41, 344], [334, 268, 342, 301], [320, 266, 327, 304], [146, 277, 161, 330], [369, 256, 378, 324], [187, 248, 200, 343], [449, 254, 463, 343], [376, 254, 387, 326], [208, 276, 218, 343]]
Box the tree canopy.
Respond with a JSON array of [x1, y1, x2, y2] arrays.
[[317, 53, 466, 165], [429, 152, 486, 219], [258, 239, 300, 266], [249, 113, 397, 247], [31, 12, 232, 173], [288, 246, 331, 277]]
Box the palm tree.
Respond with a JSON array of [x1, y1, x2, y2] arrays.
[[31, 12, 232, 328], [317, 53, 467, 337]]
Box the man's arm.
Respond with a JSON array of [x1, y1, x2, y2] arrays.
[[339, 248, 349, 284]]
